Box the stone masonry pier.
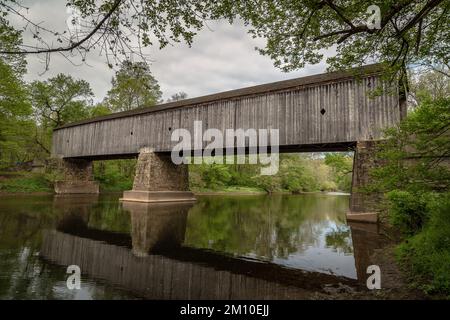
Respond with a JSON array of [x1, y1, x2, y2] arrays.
[[120, 147, 196, 203]]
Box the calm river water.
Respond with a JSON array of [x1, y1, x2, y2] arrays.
[[0, 193, 389, 299]]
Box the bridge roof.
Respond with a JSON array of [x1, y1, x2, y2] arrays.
[[54, 63, 384, 131]]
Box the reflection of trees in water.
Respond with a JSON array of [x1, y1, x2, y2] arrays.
[[184, 194, 350, 261], [88, 195, 131, 233], [325, 225, 353, 255]]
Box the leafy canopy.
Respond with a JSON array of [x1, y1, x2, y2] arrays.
[[104, 60, 162, 112], [29, 74, 94, 128]]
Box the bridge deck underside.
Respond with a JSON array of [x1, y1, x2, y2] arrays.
[[62, 142, 356, 161]]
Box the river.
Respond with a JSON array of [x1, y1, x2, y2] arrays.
[[0, 193, 390, 299]]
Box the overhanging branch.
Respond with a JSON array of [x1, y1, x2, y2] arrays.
[[0, 0, 123, 55]]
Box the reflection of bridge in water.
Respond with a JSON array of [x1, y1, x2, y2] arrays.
[[40, 195, 390, 299]]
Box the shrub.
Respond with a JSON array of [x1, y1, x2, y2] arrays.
[[387, 190, 432, 236], [396, 193, 450, 295]]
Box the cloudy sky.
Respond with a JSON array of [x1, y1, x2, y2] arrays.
[[13, 0, 330, 102]]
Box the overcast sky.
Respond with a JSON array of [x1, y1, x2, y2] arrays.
[[14, 0, 330, 102]]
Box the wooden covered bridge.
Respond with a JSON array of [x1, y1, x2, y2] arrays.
[[51, 64, 405, 222]]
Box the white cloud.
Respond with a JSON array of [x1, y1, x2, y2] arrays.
[[16, 0, 331, 103]]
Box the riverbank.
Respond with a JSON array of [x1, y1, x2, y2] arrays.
[[0, 172, 351, 196], [315, 245, 427, 300], [0, 172, 53, 193]]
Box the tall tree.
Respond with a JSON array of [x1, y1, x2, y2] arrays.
[[409, 66, 450, 106], [29, 74, 94, 154], [0, 16, 32, 166], [104, 60, 162, 112]]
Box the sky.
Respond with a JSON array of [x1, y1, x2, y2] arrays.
[[13, 0, 330, 102]]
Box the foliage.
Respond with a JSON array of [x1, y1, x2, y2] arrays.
[[409, 66, 450, 106], [0, 172, 53, 193], [104, 60, 162, 112], [0, 22, 33, 167], [371, 70, 450, 295], [28, 73, 95, 156], [386, 190, 433, 236], [372, 97, 450, 194], [190, 153, 351, 193], [93, 160, 135, 192], [325, 153, 353, 191], [215, 1, 449, 80], [279, 155, 320, 192], [29, 74, 94, 128], [0, 16, 26, 75], [90, 103, 112, 117], [396, 193, 450, 295]]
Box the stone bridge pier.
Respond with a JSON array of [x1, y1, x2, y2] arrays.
[[55, 158, 99, 194], [120, 147, 196, 203], [347, 141, 382, 223]]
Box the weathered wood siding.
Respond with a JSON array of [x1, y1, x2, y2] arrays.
[[52, 67, 401, 158]]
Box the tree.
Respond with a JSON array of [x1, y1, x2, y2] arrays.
[[104, 60, 162, 112], [0, 59, 33, 166], [0, 16, 26, 75], [325, 153, 353, 191], [372, 97, 450, 195], [409, 66, 450, 106], [368, 72, 450, 294], [167, 92, 188, 103], [90, 103, 112, 118], [29, 74, 94, 154], [0, 16, 33, 167]]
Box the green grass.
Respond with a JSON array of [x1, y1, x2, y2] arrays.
[[191, 185, 267, 193], [98, 179, 133, 192], [0, 172, 53, 193]]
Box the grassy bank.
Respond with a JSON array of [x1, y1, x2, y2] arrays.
[[389, 192, 450, 296], [0, 172, 53, 193]]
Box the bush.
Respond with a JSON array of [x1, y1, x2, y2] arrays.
[[371, 92, 450, 296], [199, 163, 233, 190], [396, 193, 450, 295], [93, 160, 134, 191], [387, 190, 432, 236]]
